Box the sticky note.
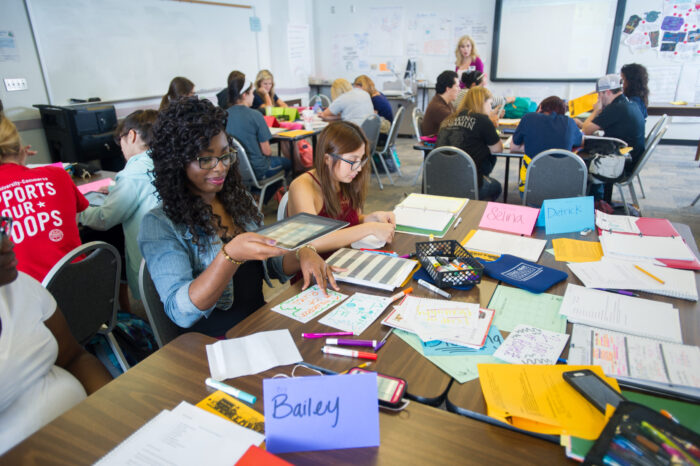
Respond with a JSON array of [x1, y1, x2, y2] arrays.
[[479, 202, 540, 236], [77, 177, 113, 195], [541, 196, 594, 235], [263, 373, 380, 453]]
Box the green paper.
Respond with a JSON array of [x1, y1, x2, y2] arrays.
[[488, 285, 566, 333], [395, 215, 456, 238], [621, 390, 700, 434], [394, 329, 500, 384]]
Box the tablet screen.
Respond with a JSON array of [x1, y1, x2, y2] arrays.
[[254, 213, 349, 250]]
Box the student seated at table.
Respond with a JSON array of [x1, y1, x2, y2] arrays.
[[510, 96, 583, 195], [0, 114, 88, 282], [138, 97, 337, 337], [79, 109, 159, 300], [159, 76, 195, 110], [353, 74, 394, 145], [437, 87, 503, 201], [455, 35, 484, 88], [319, 79, 374, 126], [253, 69, 288, 111], [224, 71, 291, 180], [421, 70, 460, 137], [0, 232, 112, 455], [287, 121, 395, 252], [216, 70, 238, 109], [456, 70, 515, 110], [621, 63, 649, 120]]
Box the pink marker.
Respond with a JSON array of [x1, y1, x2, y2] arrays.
[[302, 331, 353, 339], [326, 338, 377, 347]]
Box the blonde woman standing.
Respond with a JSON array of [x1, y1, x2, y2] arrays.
[[455, 35, 484, 89]]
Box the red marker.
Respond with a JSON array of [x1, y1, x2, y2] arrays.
[[389, 287, 413, 304], [322, 346, 377, 360]]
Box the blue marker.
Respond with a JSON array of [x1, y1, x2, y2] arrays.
[[205, 378, 256, 404]]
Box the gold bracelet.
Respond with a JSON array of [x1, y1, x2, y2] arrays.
[[295, 244, 317, 260], [221, 244, 245, 265]]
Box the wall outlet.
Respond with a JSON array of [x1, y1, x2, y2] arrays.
[[4, 78, 28, 91]]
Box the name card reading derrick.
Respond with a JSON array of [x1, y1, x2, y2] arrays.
[[263, 373, 380, 453], [538, 196, 594, 235]]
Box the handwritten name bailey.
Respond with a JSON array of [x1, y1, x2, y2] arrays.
[[271, 394, 340, 428]]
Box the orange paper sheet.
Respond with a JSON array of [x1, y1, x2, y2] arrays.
[[477, 364, 618, 440], [552, 238, 603, 262]]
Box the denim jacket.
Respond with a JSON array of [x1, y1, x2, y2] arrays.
[[137, 206, 290, 328]]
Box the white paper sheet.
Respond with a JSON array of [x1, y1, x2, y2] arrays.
[[559, 284, 682, 343], [492, 325, 569, 365], [599, 231, 696, 261], [463, 229, 546, 262], [206, 329, 302, 381], [318, 292, 392, 335], [96, 402, 264, 465]]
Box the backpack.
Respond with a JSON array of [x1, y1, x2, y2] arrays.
[[580, 137, 629, 184], [504, 97, 537, 119]]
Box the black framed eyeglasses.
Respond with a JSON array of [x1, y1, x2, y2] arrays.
[[329, 153, 368, 171], [0, 216, 13, 240], [196, 150, 238, 170]]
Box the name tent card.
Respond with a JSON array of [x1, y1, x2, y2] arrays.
[[541, 196, 594, 235], [263, 373, 380, 453], [479, 202, 540, 236]]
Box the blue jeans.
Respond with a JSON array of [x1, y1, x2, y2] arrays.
[[479, 175, 502, 201], [260, 156, 292, 179]]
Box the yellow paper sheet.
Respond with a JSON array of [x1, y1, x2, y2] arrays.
[[552, 238, 603, 262], [568, 92, 598, 117], [196, 390, 265, 434], [276, 129, 314, 138], [477, 364, 618, 440]]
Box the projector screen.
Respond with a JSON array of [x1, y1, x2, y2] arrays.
[[491, 0, 625, 81]]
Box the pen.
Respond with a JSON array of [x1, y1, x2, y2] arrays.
[[326, 338, 377, 347], [297, 361, 338, 375], [641, 421, 698, 466], [594, 288, 639, 297], [417, 278, 452, 299], [453, 217, 463, 230], [360, 248, 398, 257], [339, 362, 371, 374], [374, 328, 394, 351], [389, 287, 413, 303], [303, 331, 354, 338], [635, 265, 665, 284], [205, 378, 257, 404], [557, 357, 567, 364], [322, 346, 377, 360]]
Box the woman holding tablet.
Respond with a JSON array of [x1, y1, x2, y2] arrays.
[[455, 35, 484, 89], [138, 98, 336, 337], [287, 121, 396, 252]]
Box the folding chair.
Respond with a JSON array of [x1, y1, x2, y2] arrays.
[[423, 146, 479, 199], [522, 149, 587, 207]]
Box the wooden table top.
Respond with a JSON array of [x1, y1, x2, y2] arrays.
[[447, 217, 699, 414], [647, 104, 700, 117], [227, 200, 498, 405], [3, 332, 567, 465]]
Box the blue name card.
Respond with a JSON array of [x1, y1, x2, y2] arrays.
[[541, 196, 594, 235], [263, 372, 380, 453]]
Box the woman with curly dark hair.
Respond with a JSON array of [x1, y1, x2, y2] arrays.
[[621, 63, 649, 119], [138, 97, 338, 337]]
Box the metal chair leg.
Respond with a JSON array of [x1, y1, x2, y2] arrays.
[[370, 157, 384, 190], [628, 183, 641, 216], [692, 193, 700, 206], [377, 151, 395, 185], [412, 160, 424, 185], [106, 332, 130, 373], [636, 174, 645, 199], [617, 184, 630, 216]]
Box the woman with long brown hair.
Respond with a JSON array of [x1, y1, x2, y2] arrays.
[[159, 76, 195, 110], [287, 121, 395, 251]]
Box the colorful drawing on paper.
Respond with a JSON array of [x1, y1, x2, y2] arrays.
[[421, 325, 503, 356], [493, 325, 569, 365], [271, 285, 347, 323], [622, 3, 700, 59], [318, 293, 391, 335]]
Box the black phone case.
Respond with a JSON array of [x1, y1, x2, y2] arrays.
[[563, 369, 625, 413]]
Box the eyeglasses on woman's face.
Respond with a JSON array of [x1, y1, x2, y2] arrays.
[[196, 150, 238, 170], [329, 153, 368, 171]]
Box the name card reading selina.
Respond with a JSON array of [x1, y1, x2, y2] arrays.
[[479, 202, 540, 236], [263, 373, 380, 453], [539, 196, 594, 235]]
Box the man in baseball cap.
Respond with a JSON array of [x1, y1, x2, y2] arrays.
[[582, 73, 645, 177]]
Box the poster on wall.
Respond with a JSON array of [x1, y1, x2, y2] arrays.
[[368, 7, 404, 57], [288, 24, 311, 82], [622, 0, 699, 61], [332, 33, 370, 73], [406, 13, 450, 56], [0, 31, 20, 62]]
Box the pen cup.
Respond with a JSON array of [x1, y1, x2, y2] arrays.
[[415, 240, 483, 288]]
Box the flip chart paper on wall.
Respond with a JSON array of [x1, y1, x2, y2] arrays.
[[263, 373, 380, 453], [478, 202, 540, 236], [541, 196, 594, 235]]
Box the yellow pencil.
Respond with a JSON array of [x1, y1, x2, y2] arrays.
[[339, 362, 371, 375], [635, 265, 665, 284]]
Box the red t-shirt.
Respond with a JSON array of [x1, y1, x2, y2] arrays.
[[0, 163, 88, 282]]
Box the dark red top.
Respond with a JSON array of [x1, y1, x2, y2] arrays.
[[307, 172, 360, 226]]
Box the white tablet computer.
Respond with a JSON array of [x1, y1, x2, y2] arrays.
[[254, 213, 349, 250]]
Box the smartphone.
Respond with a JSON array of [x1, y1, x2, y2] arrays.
[[348, 367, 406, 408], [0, 216, 13, 241], [563, 369, 626, 414]]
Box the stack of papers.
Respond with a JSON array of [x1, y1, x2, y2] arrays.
[[462, 229, 547, 262], [382, 296, 494, 349], [326, 248, 418, 291], [393, 193, 467, 237], [559, 284, 682, 343], [595, 210, 679, 237], [599, 231, 697, 262], [96, 402, 264, 465], [568, 324, 700, 400], [567, 258, 698, 301]]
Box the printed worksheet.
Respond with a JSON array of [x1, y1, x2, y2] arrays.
[[493, 325, 569, 365], [318, 293, 392, 335], [271, 285, 347, 323]]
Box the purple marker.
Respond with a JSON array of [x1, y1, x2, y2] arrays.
[[326, 338, 377, 348], [302, 331, 354, 339], [594, 288, 639, 297]]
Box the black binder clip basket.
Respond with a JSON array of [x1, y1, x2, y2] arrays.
[[415, 240, 484, 288]]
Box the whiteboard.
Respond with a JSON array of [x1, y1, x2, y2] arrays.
[[492, 0, 623, 81], [26, 0, 259, 104]]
